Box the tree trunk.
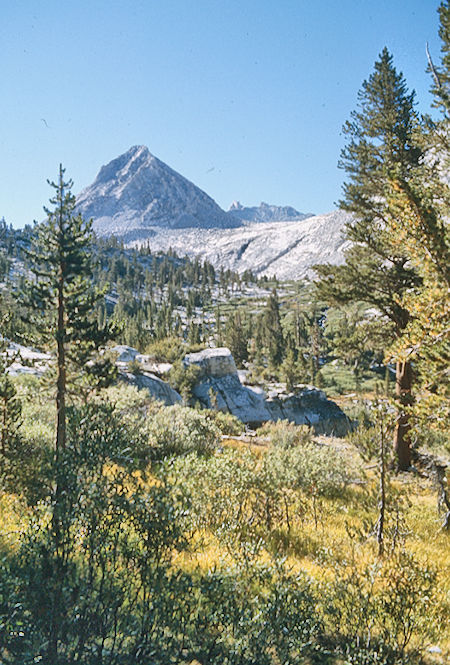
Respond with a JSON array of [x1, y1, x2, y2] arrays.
[[1, 395, 6, 454], [393, 360, 413, 471], [56, 240, 66, 454], [49, 181, 67, 663], [48, 276, 66, 665], [377, 420, 386, 557]]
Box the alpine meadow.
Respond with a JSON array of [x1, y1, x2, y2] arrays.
[[0, 2, 449, 665]]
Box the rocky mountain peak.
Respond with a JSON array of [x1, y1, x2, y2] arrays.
[[73, 145, 350, 279], [76, 145, 238, 239], [92, 145, 154, 186], [227, 200, 313, 224]]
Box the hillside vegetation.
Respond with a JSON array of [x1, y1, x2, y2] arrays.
[[0, 380, 449, 664], [1, 3, 450, 664]]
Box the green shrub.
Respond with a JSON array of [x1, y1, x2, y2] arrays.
[[347, 423, 380, 462], [206, 409, 244, 436], [414, 424, 450, 457], [97, 383, 162, 418], [144, 336, 186, 362], [168, 359, 202, 401], [257, 420, 312, 448], [0, 433, 52, 504], [146, 404, 220, 458], [322, 550, 440, 662], [127, 357, 142, 375], [266, 442, 355, 497], [0, 400, 190, 665], [167, 449, 286, 552]]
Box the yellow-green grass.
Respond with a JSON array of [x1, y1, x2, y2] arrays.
[[1, 433, 448, 661], [175, 436, 450, 659]]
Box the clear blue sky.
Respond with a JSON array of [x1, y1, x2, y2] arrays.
[[1, 0, 444, 228]]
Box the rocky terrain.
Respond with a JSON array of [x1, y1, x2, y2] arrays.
[[227, 200, 313, 224], [76, 146, 236, 235], [76, 145, 351, 280], [183, 347, 350, 435], [5, 343, 349, 435], [127, 210, 351, 280]]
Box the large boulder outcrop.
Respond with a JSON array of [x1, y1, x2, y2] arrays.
[[183, 347, 350, 435], [183, 347, 272, 423], [265, 386, 349, 437], [122, 371, 182, 406], [111, 345, 181, 405], [183, 347, 238, 378]]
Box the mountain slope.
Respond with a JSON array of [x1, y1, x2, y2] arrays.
[[76, 145, 237, 235], [76, 145, 350, 279], [127, 210, 352, 280]]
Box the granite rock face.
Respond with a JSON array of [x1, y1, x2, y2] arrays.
[[228, 200, 312, 224], [182, 348, 270, 422], [76, 146, 238, 240], [4, 340, 348, 432], [125, 211, 351, 280], [184, 347, 350, 435], [110, 345, 140, 363], [122, 371, 182, 406], [183, 347, 238, 378], [265, 387, 350, 437], [75, 145, 350, 280]]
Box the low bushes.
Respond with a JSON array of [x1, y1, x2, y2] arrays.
[[257, 419, 312, 448], [146, 404, 221, 457]]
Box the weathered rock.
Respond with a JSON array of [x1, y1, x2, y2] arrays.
[[265, 386, 350, 437], [110, 345, 173, 376], [110, 345, 140, 363], [184, 347, 350, 435], [122, 371, 182, 405], [183, 347, 237, 378], [4, 342, 51, 377], [192, 372, 273, 424]]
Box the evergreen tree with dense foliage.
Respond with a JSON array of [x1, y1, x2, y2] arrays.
[[384, 2, 450, 434], [263, 289, 284, 368], [315, 48, 423, 469], [18, 167, 116, 661], [21, 166, 113, 453], [225, 309, 249, 367]]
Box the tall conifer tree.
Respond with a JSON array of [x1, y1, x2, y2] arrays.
[[315, 49, 423, 469], [21, 165, 112, 455], [385, 2, 450, 433], [19, 166, 115, 662], [263, 289, 284, 368]]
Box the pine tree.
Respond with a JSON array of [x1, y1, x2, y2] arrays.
[[263, 289, 284, 368], [225, 309, 248, 367], [315, 48, 423, 469], [385, 2, 450, 433], [21, 165, 112, 455], [19, 166, 116, 662]]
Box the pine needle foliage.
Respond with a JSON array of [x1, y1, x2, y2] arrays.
[[315, 49, 425, 469], [20, 165, 113, 452]]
